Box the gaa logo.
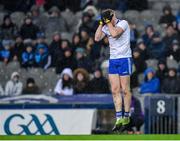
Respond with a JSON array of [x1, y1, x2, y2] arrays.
[[4, 114, 60, 135]]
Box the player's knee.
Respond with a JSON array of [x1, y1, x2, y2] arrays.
[[111, 86, 120, 95], [122, 87, 131, 95]]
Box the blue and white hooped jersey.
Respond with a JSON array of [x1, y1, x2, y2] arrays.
[[102, 19, 132, 59]]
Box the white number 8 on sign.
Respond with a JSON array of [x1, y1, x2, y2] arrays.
[[157, 100, 166, 114]]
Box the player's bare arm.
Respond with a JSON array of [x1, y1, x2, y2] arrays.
[[107, 23, 124, 38], [94, 24, 105, 42]]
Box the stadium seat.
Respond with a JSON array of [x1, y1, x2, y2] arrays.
[[138, 73, 144, 85], [61, 32, 73, 42], [152, 2, 167, 11], [115, 10, 123, 19], [145, 59, 158, 70], [140, 10, 160, 25], [167, 58, 178, 69], [10, 12, 25, 27], [123, 10, 140, 24], [0, 12, 7, 24]]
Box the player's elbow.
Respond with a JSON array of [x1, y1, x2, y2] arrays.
[[111, 33, 118, 38], [94, 36, 100, 42]]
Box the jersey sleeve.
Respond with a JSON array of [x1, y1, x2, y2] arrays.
[[117, 20, 128, 31]]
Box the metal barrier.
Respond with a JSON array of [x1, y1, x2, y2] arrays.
[[144, 95, 178, 134]]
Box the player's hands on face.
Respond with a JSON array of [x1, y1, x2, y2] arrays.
[[101, 11, 113, 24]]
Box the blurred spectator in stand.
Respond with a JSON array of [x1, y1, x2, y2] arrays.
[[177, 10, 180, 37], [142, 25, 154, 47], [56, 47, 77, 74], [35, 32, 48, 52], [5, 72, 23, 96], [54, 68, 73, 96], [99, 37, 110, 63], [79, 28, 90, 47], [127, 0, 148, 11], [30, 5, 46, 31], [79, 12, 94, 33], [45, 6, 68, 38], [166, 39, 180, 62], [0, 39, 13, 64], [163, 24, 178, 49], [97, 0, 116, 9], [156, 60, 168, 84], [75, 48, 93, 73], [54, 39, 71, 73], [159, 5, 176, 27], [71, 33, 81, 50], [23, 77, 41, 94], [148, 32, 166, 60], [0, 14, 18, 40], [131, 47, 147, 88], [129, 21, 138, 49], [161, 68, 180, 94], [86, 36, 101, 62], [140, 68, 160, 94], [21, 44, 35, 68], [73, 68, 90, 94], [89, 68, 110, 93], [49, 32, 61, 66], [35, 44, 51, 70], [136, 39, 148, 60], [11, 35, 25, 62], [0, 84, 4, 96], [20, 16, 40, 39], [127, 96, 144, 134]]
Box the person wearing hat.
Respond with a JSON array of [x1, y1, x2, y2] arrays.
[[161, 68, 180, 94], [156, 60, 168, 83], [20, 15, 40, 39], [30, 5, 45, 31], [44, 6, 68, 38], [0, 39, 12, 64], [23, 77, 41, 94], [35, 44, 51, 70], [0, 14, 18, 39], [140, 68, 160, 94], [75, 47, 93, 73], [21, 44, 35, 68], [55, 47, 77, 74], [159, 5, 176, 27], [148, 32, 166, 60], [162, 24, 179, 50], [166, 39, 180, 62], [54, 68, 74, 96], [5, 72, 23, 96], [89, 68, 110, 93], [141, 24, 154, 47]]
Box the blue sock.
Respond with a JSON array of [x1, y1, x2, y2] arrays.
[[116, 111, 122, 119], [124, 112, 130, 117]]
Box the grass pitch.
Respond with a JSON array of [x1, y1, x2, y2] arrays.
[[0, 134, 180, 140]]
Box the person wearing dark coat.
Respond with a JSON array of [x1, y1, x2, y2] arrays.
[[159, 5, 176, 26], [21, 44, 35, 68], [23, 78, 41, 94], [89, 68, 110, 94], [161, 68, 180, 94], [73, 68, 90, 94], [0, 14, 18, 39], [166, 39, 180, 62], [20, 16, 39, 39], [56, 48, 77, 74], [127, 96, 144, 134], [75, 48, 93, 73], [156, 60, 168, 84]]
